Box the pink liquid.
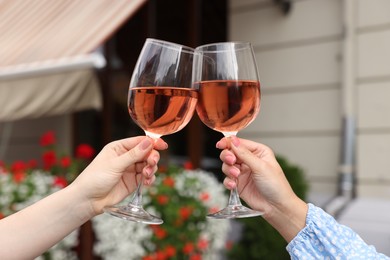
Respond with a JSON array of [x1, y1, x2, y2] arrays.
[[128, 87, 198, 136], [195, 80, 260, 134]]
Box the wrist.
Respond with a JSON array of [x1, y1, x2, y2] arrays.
[[65, 183, 96, 222], [263, 197, 308, 242]]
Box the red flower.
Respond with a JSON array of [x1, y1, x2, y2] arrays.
[[142, 255, 154, 260], [0, 160, 5, 170], [151, 226, 167, 239], [156, 229, 167, 239], [60, 156, 71, 168], [0, 212, 4, 220], [164, 245, 176, 257], [225, 240, 234, 250], [42, 150, 57, 170], [158, 165, 168, 173], [40, 131, 56, 147], [155, 251, 167, 260], [199, 192, 210, 202], [11, 161, 26, 173], [76, 144, 95, 160], [190, 254, 202, 260], [197, 238, 209, 251], [13, 171, 26, 183], [162, 177, 175, 188], [53, 176, 68, 188], [27, 159, 38, 169], [182, 242, 194, 255], [179, 206, 193, 220], [183, 161, 194, 170], [157, 195, 169, 205]]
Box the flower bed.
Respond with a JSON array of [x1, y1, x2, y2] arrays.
[[0, 132, 231, 259], [93, 166, 230, 260], [0, 131, 94, 259]]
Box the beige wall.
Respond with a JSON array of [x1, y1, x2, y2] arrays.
[[229, 0, 390, 201], [356, 0, 390, 197]]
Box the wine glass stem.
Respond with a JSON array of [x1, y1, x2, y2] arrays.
[[130, 175, 144, 207], [223, 133, 243, 207], [228, 187, 243, 206]]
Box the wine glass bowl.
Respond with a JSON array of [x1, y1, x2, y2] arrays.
[[104, 39, 197, 224], [193, 42, 263, 219], [194, 80, 260, 137], [128, 39, 197, 140], [128, 87, 198, 140]]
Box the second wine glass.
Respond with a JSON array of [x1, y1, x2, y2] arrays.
[[104, 38, 197, 224], [193, 41, 263, 219]]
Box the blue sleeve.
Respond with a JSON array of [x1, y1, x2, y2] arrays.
[[286, 203, 389, 259]]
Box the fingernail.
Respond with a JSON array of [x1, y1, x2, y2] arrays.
[[231, 136, 240, 147], [225, 153, 236, 165], [152, 155, 159, 165], [145, 166, 152, 177], [231, 169, 239, 178], [157, 139, 168, 149], [229, 180, 236, 189], [140, 138, 152, 150], [216, 141, 221, 149]]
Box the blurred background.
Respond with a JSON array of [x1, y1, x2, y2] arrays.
[[1, 0, 390, 258]]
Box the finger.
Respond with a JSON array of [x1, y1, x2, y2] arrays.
[[223, 177, 236, 190], [216, 137, 230, 149], [229, 136, 267, 174], [221, 163, 240, 179], [220, 149, 236, 165], [114, 138, 153, 171], [113, 136, 167, 151], [113, 136, 146, 150], [142, 163, 158, 178], [143, 175, 156, 186], [145, 149, 160, 167], [239, 162, 252, 175], [135, 161, 147, 174], [153, 138, 169, 150]]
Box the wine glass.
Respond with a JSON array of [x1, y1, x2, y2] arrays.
[[104, 38, 197, 224], [193, 42, 263, 219]]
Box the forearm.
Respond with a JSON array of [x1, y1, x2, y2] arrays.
[[0, 184, 94, 259]]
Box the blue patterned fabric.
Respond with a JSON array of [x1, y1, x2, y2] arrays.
[[287, 203, 389, 259]]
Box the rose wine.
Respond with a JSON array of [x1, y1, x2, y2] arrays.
[[128, 87, 198, 137], [195, 80, 260, 134]]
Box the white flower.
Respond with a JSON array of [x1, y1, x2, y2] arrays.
[[0, 167, 231, 260], [93, 214, 152, 260], [93, 168, 230, 260]]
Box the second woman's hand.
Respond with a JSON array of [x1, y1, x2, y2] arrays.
[[217, 136, 307, 242]]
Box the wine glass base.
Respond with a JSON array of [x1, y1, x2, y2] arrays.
[[104, 205, 163, 225], [207, 205, 263, 219]]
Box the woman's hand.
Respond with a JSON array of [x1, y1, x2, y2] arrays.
[[217, 136, 307, 242], [70, 136, 168, 216]]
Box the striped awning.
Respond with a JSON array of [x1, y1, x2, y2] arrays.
[[0, 0, 146, 121], [0, 0, 146, 68]]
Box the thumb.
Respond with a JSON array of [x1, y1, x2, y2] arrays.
[[115, 137, 153, 170]]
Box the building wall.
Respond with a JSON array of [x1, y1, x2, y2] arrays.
[[0, 115, 72, 164], [356, 0, 390, 197], [229, 0, 390, 201]]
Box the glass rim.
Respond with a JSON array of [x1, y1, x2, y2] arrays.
[[195, 41, 253, 53], [145, 38, 195, 54]]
